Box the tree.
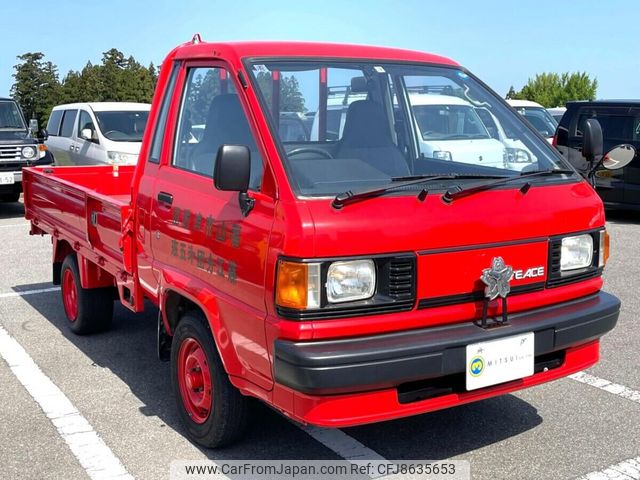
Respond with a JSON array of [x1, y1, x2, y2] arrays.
[[11, 48, 159, 125], [507, 72, 597, 107], [255, 71, 306, 113], [11, 52, 61, 126]]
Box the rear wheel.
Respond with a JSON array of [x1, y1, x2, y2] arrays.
[[0, 192, 20, 202], [60, 255, 113, 334], [171, 313, 250, 448]]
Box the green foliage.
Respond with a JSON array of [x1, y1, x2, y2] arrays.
[[506, 72, 598, 108], [11, 49, 159, 126], [255, 71, 306, 113], [10, 52, 61, 126]]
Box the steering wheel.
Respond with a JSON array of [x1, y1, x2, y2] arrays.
[[287, 147, 334, 159]]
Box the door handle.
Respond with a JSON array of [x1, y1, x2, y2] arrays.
[[157, 192, 173, 205]]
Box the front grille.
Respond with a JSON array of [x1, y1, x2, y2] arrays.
[[388, 257, 415, 300], [0, 145, 22, 161]]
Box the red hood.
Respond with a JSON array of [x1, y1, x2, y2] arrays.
[[304, 181, 603, 256], [302, 181, 603, 301]]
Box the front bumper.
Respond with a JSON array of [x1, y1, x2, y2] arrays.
[[274, 291, 619, 395]]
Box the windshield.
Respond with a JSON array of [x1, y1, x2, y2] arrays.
[[94, 110, 149, 142], [514, 107, 558, 138], [0, 101, 26, 130], [248, 61, 572, 197]]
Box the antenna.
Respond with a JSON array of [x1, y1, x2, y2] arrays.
[[191, 33, 202, 44]]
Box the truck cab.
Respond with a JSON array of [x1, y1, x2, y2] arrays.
[[0, 97, 52, 202], [23, 40, 622, 448]]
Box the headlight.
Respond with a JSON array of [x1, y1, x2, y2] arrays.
[[107, 151, 138, 165], [433, 150, 452, 161], [504, 148, 532, 164], [561, 234, 593, 271], [326, 260, 375, 303], [21, 146, 36, 159]]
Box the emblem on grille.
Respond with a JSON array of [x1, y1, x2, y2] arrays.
[[481, 256, 513, 300], [478, 256, 513, 328]]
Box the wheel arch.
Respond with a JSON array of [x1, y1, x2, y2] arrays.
[[161, 286, 240, 377]]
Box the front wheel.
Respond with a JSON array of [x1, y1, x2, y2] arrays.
[[60, 254, 113, 334], [171, 313, 250, 448]]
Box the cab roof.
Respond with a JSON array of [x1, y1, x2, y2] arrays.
[[51, 102, 151, 112], [172, 40, 459, 67], [506, 99, 545, 108]]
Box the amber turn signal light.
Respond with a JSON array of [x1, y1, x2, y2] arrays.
[[276, 261, 309, 309], [599, 230, 610, 267]]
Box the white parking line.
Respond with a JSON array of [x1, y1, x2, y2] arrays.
[[570, 372, 640, 404], [0, 223, 27, 228], [296, 424, 388, 478], [576, 456, 640, 479], [0, 287, 60, 299], [0, 325, 133, 480]]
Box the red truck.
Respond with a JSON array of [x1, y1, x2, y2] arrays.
[[23, 38, 628, 448]]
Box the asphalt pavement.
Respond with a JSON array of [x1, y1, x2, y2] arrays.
[[0, 199, 638, 480]]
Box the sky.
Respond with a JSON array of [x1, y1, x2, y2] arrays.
[[1, 0, 637, 101]]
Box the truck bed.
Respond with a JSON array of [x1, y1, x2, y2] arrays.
[[23, 165, 136, 281]]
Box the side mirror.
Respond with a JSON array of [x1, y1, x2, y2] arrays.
[[602, 144, 636, 170], [213, 145, 254, 216], [29, 119, 38, 135], [80, 128, 93, 142], [38, 128, 48, 141], [582, 118, 603, 164]]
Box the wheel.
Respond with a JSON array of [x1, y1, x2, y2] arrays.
[[171, 313, 250, 448], [60, 255, 114, 335], [0, 192, 20, 202]]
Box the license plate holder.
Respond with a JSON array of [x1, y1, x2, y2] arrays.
[[0, 172, 15, 185], [466, 332, 534, 391]]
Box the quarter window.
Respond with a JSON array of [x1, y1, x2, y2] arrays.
[[149, 63, 180, 164]]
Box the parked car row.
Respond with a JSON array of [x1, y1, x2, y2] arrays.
[[0, 97, 53, 202], [6, 83, 640, 211]]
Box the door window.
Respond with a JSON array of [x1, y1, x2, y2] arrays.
[[59, 110, 78, 138], [576, 110, 634, 142], [77, 110, 96, 141], [173, 66, 263, 190]]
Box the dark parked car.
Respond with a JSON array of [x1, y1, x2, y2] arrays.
[[555, 100, 640, 208], [0, 97, 53, 202]]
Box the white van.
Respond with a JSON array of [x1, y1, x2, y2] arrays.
[[45, 102, 150, 166], [408, 94, 507, 168]]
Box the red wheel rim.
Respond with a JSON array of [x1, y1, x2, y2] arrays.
[[177, 337, 212, 424], [62, 268, 78, 322]]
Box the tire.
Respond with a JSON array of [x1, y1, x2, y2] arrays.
[[171, 312, 250, 448], [0, 192, 20, 203], [60, 254, 114, 335]]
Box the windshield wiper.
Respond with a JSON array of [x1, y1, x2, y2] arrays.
[[441, 169, 576, 204], [332, 173, 506, 209]]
